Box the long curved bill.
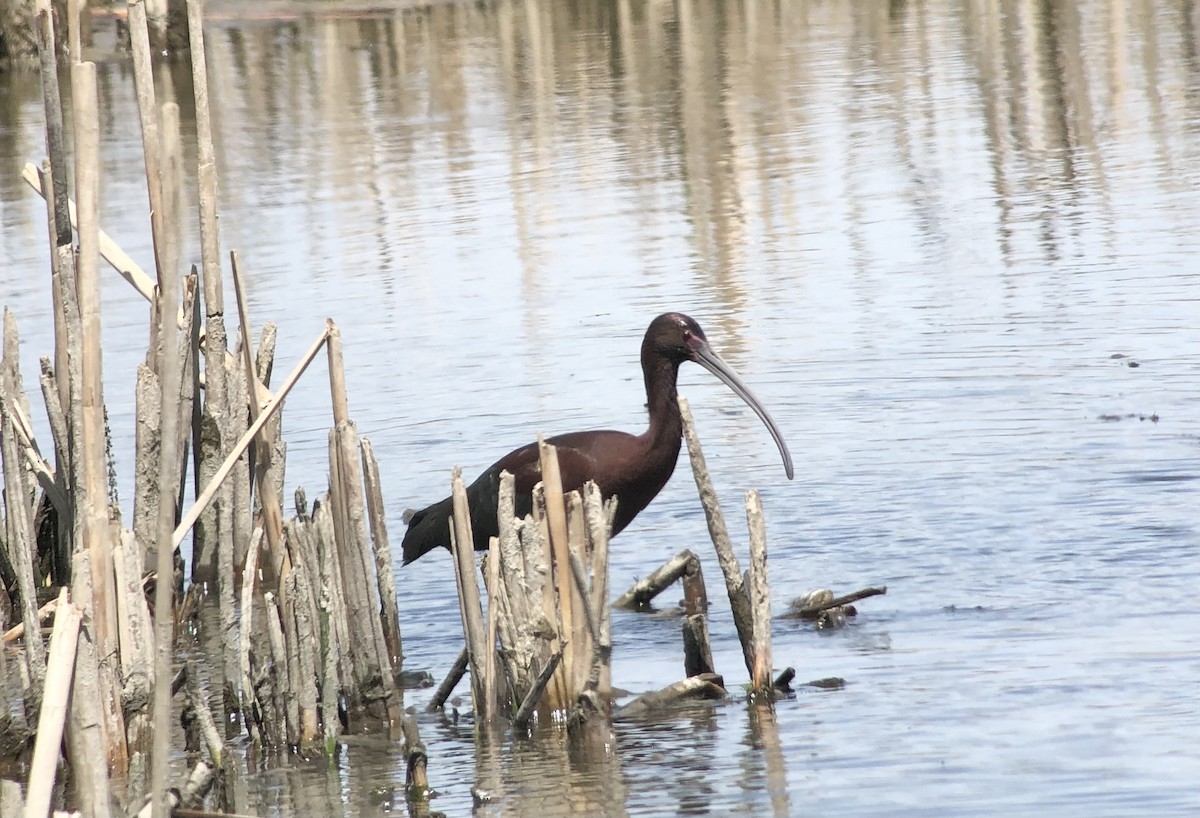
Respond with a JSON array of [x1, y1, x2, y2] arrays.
[[693, 343, 795, 480]]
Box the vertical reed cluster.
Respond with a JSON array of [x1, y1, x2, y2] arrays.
[[1, 1, 407, 814], [444, 440, 615, 730]]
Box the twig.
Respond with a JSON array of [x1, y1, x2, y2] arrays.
[[790, 586, 888, 617], [678, 396, 756, 679], [614, 549, 700, 609]]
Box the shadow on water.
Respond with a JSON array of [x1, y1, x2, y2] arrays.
[[2, 0, 1199, 815]]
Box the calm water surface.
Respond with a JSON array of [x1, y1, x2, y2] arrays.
[[1, 0, 1198, 815]]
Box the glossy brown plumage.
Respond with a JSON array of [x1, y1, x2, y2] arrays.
[[400, 312, 793, 565]]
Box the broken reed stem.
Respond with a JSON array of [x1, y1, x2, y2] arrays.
[[678, 395, 757, 681], [34, 4, 71, 251], [536, 438, 577, 710], [614, 549, 699, 608], [401, 715, 429, 799], [173, 327, 329, 548], [24, 588, 80, 818], [186, 0, 224, 318], [72, 56, 130, 771], [745, 490, 772, 694], [450, 469, 489, 719]]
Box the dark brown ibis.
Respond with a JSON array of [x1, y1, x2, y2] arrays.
[[400, 312, 793, 565]]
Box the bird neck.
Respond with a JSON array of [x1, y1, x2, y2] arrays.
[[641, 351, 683, 449]]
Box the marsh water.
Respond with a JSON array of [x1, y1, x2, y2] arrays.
[[2, 0, 1199, 815]]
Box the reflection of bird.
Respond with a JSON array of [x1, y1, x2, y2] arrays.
[[401, 312, 793, 565]]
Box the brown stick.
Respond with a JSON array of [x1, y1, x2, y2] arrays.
[[682, 614, 715, 677], [745, 490, 772, 693], [427, 646, 469, 712], [789, 586, 888, 617], [679, 396, 757, 680], [615, 549, 700, 608], [401, 714, 429, 799]]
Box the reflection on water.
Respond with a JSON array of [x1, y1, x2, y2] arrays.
[[2, 0, 1199, 815]]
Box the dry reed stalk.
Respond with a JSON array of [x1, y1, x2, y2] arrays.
[[678, 395, 757, 679], [262, 590, 293, 745], [37, 357, 70, 581], [34, 3, 70, 252], [312, 496, 356, 733], [564, 492, 591, 696], [745, 490, 773, 693], [360, 438, 404, 677], [65, 0, 81, 60], [450, 469, 489, 718], [185, 0, 230, 588], [537, 440, 576, 708], [286, 540, 320, 745], [71, 57, 128, 771], [133, 364, 162, 564], [483, 537, 502, 717], [584, 484, 614, 699], [23, 588, 79, 818], [238, 527, 262, 741], [149, 77, 185, 818]]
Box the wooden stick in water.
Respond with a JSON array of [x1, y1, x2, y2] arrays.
[[615, 549, 701, 609], [678, 395, 757, 680], [745, 490, 772, 694]]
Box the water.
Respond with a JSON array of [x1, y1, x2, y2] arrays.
[[1, 0, 1198, 814]]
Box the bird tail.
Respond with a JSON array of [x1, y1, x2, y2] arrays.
[[400, 495, 454, 565]]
